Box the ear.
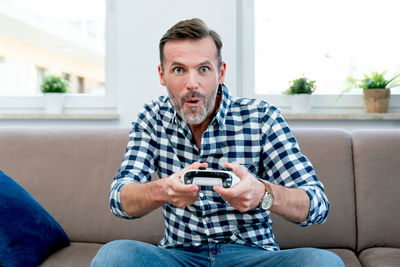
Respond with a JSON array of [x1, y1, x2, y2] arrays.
[[218, 62, 227, 84], [158, 64, 166, 86]]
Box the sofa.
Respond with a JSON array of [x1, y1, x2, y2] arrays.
[[0, 127, 399, 266]]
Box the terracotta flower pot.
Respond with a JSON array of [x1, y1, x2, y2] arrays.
[[363, 89, 390, 113]]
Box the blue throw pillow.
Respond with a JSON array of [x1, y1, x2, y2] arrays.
[[0, 170, 70, 267]]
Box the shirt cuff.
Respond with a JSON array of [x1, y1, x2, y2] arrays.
[[110, 178, 139, 219], [296, 186, 329, 226]]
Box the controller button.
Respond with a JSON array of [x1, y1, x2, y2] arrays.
[[221, 173, 229, 178]]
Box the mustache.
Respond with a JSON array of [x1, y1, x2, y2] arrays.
[[181, 91, 205, 101]]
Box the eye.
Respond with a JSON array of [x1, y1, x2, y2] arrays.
[[200, 66, 209, 73], [173, 67, 183, 74]]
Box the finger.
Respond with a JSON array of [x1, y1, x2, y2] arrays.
[[224, 162, 247, 180], [174, 180, 200, 192], [213, 185, 232, 197], [175, 162, 208, 186], [178, 162, 209, 177]]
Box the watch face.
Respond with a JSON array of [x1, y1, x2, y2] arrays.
[[262, 194, 274, 210]]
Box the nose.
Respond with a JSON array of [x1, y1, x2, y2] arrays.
[[186, 70, 199, 91]]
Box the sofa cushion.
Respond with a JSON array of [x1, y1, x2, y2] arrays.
[[0, 170, 70, 267], [271, 129, 357, 250], [359, 247, 400, 267], [327, 249, 361, 267], [39, 242, 103, 267], [352, 130, 400, 251]]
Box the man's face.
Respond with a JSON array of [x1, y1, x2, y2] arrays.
[[158, 37, 226, 125]]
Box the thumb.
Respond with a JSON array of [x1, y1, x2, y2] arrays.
[[213, 184, 230, 196]]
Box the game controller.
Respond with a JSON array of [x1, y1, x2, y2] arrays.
[[181, 168, 240, 188]]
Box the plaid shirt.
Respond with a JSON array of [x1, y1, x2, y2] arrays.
[[110, 85, 329, 251]]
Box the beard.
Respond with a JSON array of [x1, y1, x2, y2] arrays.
[[168, 86, 218, 125]]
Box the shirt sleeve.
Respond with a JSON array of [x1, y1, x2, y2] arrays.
[[260, 107, 329, 226], [110, 107, 158, 219]]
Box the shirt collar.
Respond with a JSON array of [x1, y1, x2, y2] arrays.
[[213, 84, 231, 130]]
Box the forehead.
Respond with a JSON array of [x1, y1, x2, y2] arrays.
[[163, 37, 218, 66]]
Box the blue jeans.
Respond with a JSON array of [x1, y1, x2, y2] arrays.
[[91, 240, 344, 267]]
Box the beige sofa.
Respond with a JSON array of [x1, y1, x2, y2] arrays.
[[1, 128, 399, 267]]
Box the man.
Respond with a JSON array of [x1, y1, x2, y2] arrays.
[[91, 18, 344, 266]]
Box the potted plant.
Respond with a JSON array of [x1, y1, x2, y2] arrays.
[[284, 76, 316, 113], [40, 75, 69, 114], [346, 71, 400, 113]]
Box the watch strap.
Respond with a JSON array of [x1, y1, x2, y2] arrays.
[[257, 178, 273, 209]]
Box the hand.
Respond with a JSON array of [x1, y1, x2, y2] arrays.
[[213, 162, 265, 212], [162, 162, 208, 208]]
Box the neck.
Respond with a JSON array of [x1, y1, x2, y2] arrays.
[[189, 94, 222, 149]]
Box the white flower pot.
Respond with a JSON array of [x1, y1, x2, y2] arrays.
[[291, 94, 313, 113], [43, 93, 64, 114]]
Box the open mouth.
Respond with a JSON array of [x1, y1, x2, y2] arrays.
[[185, 98, 201, 105]]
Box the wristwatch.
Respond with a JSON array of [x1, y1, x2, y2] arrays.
[[257, 178, 274, 210]]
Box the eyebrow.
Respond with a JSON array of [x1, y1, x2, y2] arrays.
[[197, 61, 213, 67], [171, 61, 184, 67], [170, 61, 213, 68]]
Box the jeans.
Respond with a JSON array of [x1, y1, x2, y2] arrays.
[[91, 240, 345, 267]]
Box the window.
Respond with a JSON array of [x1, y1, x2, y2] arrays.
[[36, 66, 47, 92], [254, 0, 400, 95], [0, 0, 115, 114], [0, 0, 105, 96], [62, 73, 70, 82], [77, 76, 85, 94], [0, 59, 20, 95]]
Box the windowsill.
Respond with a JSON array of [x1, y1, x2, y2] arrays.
[[2, 112, 398, 121], [282, 113, 400, 120], [0, 113, 119, 120]]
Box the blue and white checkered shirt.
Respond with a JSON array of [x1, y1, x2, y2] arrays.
[[110, 85, 329, 251]]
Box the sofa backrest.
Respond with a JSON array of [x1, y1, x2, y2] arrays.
[[271, 128, 357, 250], [0, 128, 164, 244], [352, 130, 400, 251], [0, 128, 358, 249]]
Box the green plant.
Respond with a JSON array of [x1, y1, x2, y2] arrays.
[[284, 76, 316, 95], [40, 75, 69, 93], [346, 71, 400, 90]]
